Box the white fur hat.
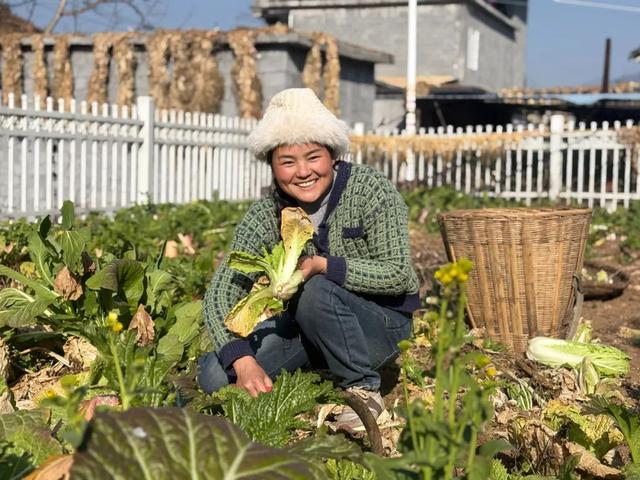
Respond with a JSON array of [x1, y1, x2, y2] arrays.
[[247, 88, 351, 162]]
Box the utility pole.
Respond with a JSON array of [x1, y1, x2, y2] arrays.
[[405, 0, 417, 135], [404, 0, 417, 182], [601, 37, 611, 93]]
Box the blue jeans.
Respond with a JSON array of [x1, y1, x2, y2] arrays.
[[197, 275, 413, 393]]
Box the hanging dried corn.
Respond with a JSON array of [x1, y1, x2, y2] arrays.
[[190, 30, 224, 113], [302, 37, 322, 97], [87, 32, 113, 105], [53, 34, 73, 104], [302, 33, 340, 114], [322, 34, 340, 115], [169, 32, 195, 111], [1, 34, 23, 104], [147, 30, 172, 110], [113, 33, 136, 107], [228, 28, 262, 118], [31, 34, 48, 100], [350, 131, 538, 165]]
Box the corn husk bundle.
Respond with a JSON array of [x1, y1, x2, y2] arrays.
[[228, 28, 262, 118], [169, 32, 195, 111], [190, 30, 224, 113], [113, 33, 136, 107], [0, 33, 23, 104], [147, 30, 172, 110], [87, 33, 114, 105], [350, 130, 541, 165], [302, 32, 340, 114], [302, 36, 322, 97], [147, 30, 224, 113], [31, 34, 48, 99], [53, 34, 73, 104]]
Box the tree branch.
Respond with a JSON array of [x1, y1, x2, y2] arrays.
[[44, 0, 68, 34]]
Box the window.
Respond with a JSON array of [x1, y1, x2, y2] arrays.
[[466, 28, 480, 71]]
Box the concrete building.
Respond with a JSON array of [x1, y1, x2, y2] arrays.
[[253, 0, 528, 127]]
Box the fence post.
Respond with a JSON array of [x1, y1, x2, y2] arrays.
[[137, 96, 155, 204], [549, 114, 564, 201]]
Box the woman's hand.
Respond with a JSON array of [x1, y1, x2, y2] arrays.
[[297, 255, 327, 280], [233, 356, 273, 397]]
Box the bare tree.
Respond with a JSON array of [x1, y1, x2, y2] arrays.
[[1, 0, 162, 33]]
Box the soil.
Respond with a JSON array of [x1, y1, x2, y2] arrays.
[[581, 239, 640, 394]]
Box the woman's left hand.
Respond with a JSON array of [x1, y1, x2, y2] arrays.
[[297, 255, 327, 281]]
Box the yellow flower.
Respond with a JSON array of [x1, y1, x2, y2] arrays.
[[44, 389, 57, 399], [458, 273, 469, 283], [475, 355, 491, 368], [440, 273, 453, 285], [112, 321, 123, 333], [485, 366, 498, 378], [458, 258, 474, 274], [107, 311, 119, 325]]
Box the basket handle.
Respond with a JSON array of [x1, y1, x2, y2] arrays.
[[565, 274, 584, 340]]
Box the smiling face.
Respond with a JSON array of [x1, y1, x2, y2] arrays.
[[271, 143, 336, 204]]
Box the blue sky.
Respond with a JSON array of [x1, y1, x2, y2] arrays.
[[13, 0, 640, 88]]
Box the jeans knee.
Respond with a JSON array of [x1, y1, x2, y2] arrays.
[[294, 274, 334, 330], [196, 351, 230, 394]]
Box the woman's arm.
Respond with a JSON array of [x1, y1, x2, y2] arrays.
[[325, 175, 419, 296]]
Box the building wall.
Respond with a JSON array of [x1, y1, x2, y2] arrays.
[[290, 4, 465, 79], [460, 2, 527, 89], [265, 1, 527, 90]]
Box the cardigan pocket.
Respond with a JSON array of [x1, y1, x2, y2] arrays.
[[342, 225, 365, 239]]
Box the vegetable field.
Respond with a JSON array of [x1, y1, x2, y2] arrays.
[[1, 189, 639, 479]]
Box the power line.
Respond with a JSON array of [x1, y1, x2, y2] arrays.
[[553, 0, 640, 13]]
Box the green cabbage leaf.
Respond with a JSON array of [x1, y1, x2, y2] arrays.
[[225, 208, 313, 337]]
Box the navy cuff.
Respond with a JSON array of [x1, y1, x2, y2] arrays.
[[326, 255, 347, 286], [219, 339, 254, 371]]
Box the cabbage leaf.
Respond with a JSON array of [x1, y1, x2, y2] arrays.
[[225, 208, 313, 337]]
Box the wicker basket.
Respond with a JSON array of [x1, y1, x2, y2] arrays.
[[438, 208, 591, 353]]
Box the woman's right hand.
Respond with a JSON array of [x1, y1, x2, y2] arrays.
[[232, 356, 273, 397]]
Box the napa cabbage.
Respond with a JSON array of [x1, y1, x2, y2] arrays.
[[224, 207, 314, 337], [526, 336, 630, 377]]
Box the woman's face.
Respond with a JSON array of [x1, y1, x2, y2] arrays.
[[271, 143, 335, 203]]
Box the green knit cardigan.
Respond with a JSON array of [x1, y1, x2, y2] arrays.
[[203, 162, 420, 354]]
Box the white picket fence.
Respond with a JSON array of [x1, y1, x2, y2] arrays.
[[0, 94, 267, 220], [1, 94, 639, 220], [351, 117, 640, 210]]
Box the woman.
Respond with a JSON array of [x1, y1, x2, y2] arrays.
[[198, 88, 420, 432]]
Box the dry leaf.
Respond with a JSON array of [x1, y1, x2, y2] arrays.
[[63, 337, 98, 371], [178, 233, 196, 255], [81, 251, 96, 275], [79, 394, 120, 421], [0, 337, 10, 379], [24, 454, 73, 480], [3, 241, 14, 254], [53, 267, 83, 301], [565, 442, 621, 479], [164, 240, 178, 258], [128, 304, 154, 347]]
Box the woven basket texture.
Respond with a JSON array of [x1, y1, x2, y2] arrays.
[[438, 208, 591, 353]]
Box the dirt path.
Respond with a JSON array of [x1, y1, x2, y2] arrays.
[[581, 240, 640, 393]]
